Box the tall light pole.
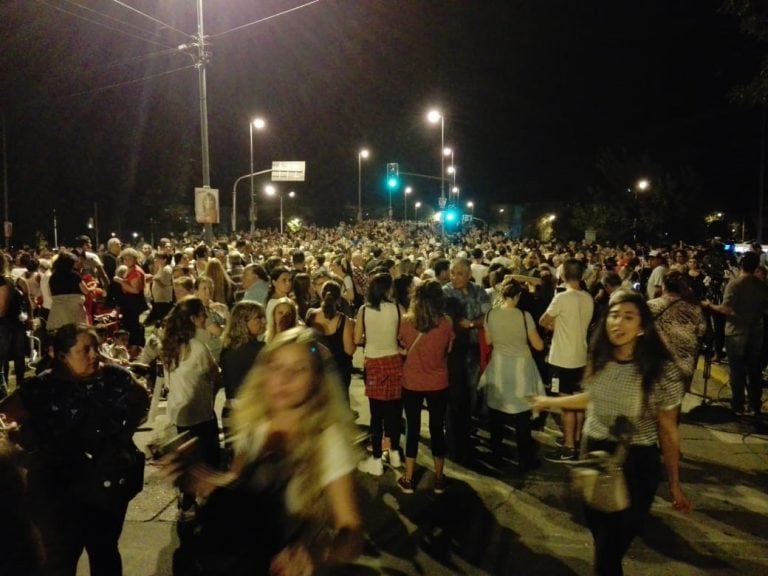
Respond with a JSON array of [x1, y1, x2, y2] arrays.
[[357, 148, 369, 222], [444, 147, 456, 199], [467, 200, 474, 218], [414, 201, 422, 222], [427, 109, 445, 208], [404, 186, 412, 221], [451, 185, 460, 205], [195, 0, 212, 243], [632, 178, 650, 243], [266, 185, 294, 235], [248, 117, 266, 234]]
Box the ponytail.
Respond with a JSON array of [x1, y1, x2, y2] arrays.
[[320, 280, 342, 320]]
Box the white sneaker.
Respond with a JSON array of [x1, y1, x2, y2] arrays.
[[357, 456, 384, 476], [387, 450, 402, 468]]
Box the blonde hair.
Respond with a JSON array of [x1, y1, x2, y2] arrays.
[[203, 257, 234, 304], [232, 327, 358, 520], [221, 301, 264, 350]]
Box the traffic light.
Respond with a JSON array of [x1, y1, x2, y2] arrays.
[[386, 162, 400, 190], [443, 205, 461, 230]]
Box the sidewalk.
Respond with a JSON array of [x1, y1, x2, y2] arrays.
[[74, 354, 768, 575]]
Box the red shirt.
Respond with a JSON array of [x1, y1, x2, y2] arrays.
[[399, 316, 454, 392]]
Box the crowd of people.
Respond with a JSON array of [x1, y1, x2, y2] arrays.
[[1, 218, 767, 575]]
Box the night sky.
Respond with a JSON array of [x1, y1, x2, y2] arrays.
[[0, 0, 764, 246]]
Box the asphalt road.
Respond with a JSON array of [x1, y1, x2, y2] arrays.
[[72, 357, 768, 576]]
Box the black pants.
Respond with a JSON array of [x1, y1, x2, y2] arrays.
[[402, 388, 448, 458], [31, 491, 128, 576], [582, 440, 660, 576], [177, 419, 221, 509], [488, 408, 536, 467], [368, 398, 402, 458]]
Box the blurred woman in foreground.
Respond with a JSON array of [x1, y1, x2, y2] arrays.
[[167, 327, 362, 575]]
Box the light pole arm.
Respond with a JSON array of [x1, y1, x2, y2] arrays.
[[232, 169, 273, 233]]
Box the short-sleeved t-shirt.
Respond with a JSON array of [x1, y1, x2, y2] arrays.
[[544, 288, 594, 369], [237, 422, 357, 514], [583, 360, 684, 446], [723, 274, 768, 336]]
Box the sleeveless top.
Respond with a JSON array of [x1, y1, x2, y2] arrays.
[[323, 314, 352, 373]]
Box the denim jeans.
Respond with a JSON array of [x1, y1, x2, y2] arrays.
[[724, 330, 764, 413]]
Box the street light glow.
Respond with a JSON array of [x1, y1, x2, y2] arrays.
[[359, 149, 369, 159], [637, 178, 650, 191], [252, 117, 266, 130], [265, 185, 276, 196], [427, 109, 442, 123], [452, 186, 459, 194], [466, 201, 473, 208], [443, 147, 452, 156], [447, 166, 455, 175]]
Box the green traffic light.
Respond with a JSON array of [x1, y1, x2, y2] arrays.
[[387, 176, 399, 189]]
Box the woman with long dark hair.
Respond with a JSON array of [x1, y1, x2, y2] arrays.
[[396, 279, 453, 494], [354, 272, 404, 475], [534, 290, 690, 575], [160, 297, 221, 516], [306, 280, 356, 404]]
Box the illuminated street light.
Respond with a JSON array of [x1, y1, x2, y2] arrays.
[[404, 186, 412, 221], [357, 148, 369, 222], [265, 185, 295, 235], [414, 201, 422, 222], [632, 178, 651, 242], [427, 109, 446, 205], [466, 200, 474, 217], [247, 116, 267, 234]]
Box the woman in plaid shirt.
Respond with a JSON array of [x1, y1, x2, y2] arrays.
[[534, 290, 691, 576]]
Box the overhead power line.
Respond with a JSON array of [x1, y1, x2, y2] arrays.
[[107, 0, 195, 41], [60, 0, 176, 44], [38, 0, 174, 48], [64, 63, 196, 99], [210, 0, 323, 39]]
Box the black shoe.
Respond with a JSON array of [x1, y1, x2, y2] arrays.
[[544, 447, 577, 463]]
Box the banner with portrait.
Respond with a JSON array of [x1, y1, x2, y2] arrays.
[[195, 187, 220, 224]]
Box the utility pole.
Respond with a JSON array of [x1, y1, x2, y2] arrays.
[[190, 0, 213, 244]]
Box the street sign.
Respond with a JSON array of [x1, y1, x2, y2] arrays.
[[272, 161, 306, 181], [438, 197, 447, 209], [387, 163, 399, 176]]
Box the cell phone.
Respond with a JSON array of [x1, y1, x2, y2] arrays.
[[148, 430, 194, 460]]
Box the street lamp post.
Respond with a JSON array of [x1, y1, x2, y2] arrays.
[[357, 149, 369, 223], [445, 147, 456, 198], [248, 117, 266, 234], [632, 178, 650, 243], [265, 185, 294, 235], [467, 201, 474, 217], [427, 110, 446, 207], [414, 201, 422, 223], [404, 186, 412, 221]]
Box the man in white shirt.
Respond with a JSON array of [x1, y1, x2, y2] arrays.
[[646, 250, 668, 300], [539, 258, 594, 461], [470, 247, 489, 287]]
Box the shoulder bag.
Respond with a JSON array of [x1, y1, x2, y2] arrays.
[[570, 416, 634, 513]]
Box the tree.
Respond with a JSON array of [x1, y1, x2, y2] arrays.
[[722, 0, 768, 103]]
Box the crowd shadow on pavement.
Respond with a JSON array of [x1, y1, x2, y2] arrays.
[[354, 469, 584, 576]]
